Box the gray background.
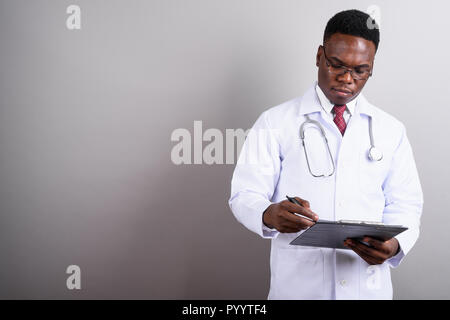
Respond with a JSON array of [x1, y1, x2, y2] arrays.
[[0, 0, 448, 299]]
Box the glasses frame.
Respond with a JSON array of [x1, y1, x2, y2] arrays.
[[321, 45, 373, 81]]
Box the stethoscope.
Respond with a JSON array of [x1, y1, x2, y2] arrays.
[[299, 114, 383, 178]]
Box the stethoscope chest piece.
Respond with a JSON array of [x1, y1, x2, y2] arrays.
[[368, 146, 383, 161]]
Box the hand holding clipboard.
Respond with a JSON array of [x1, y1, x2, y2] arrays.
[[286, 195, 406, 264]]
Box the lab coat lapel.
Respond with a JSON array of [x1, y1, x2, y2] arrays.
[[298, 83, 342, 138]]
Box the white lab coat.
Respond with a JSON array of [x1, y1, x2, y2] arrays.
[[229, 82, 423, 300]]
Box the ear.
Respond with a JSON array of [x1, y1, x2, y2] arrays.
[[316, 45, 323, 67]]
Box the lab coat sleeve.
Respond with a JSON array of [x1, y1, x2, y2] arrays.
[[382, 124, 423, 268], [228, 111, 281, 239]]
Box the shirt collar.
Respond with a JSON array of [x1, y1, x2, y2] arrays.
[[298, 82, 374, 117], [315, 83, 357, 116]]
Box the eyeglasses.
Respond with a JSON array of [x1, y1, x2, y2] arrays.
[[321, 45, 373, 81]]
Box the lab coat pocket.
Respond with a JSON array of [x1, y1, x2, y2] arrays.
[[359, 153, 387, 195], [273, 247, 324, 299], [357, 152, 388, 222]]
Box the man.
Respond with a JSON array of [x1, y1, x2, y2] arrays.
[[228, 9, 423, 299]]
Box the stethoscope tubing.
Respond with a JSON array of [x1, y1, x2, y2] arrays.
[[300, 114, 382, 177]]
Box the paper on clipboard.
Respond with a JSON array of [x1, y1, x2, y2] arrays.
[[289, 219, 408, 250]]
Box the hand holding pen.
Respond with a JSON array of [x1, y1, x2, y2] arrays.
[[262, 195, 319, 233]]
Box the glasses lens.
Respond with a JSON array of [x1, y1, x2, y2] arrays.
[[352, 70, 371, 80], [329, 65, 370, 80]]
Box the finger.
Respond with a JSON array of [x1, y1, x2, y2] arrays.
[[356, 251, 381, 265], [357, 241, 388, 260], [294, 197, 310, 208], [282, 201, 318, 221], [347, 239, 387, 262], [279, 219, 302, 230], [278, 225, 303, 233], [282, 200, 316, 216], [345, 241, 383, 265], [363, 237, 390, 254], [295, 217, 315, 229], [351, 239, 385, 258], [282, 211, 316, 228]]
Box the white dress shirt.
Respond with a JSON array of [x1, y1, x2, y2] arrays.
[[315, 83, 357, 125]]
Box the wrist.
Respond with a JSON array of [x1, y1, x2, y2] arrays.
[[392, 238, 401, 257], [262, 205, 275, 229]]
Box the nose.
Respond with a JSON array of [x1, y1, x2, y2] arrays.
[[337, 70, 354, 84]]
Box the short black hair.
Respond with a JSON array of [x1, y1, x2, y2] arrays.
[[323, 9, 380, 51]]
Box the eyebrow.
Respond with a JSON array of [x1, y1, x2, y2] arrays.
[[329, 55, 371, 68]]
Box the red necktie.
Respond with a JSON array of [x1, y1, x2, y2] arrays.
[[332, 104, 347, 135]]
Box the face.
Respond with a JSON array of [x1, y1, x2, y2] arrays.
[[316, 33, 376, 105]]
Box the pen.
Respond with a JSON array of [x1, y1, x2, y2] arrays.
[[286, 195, 315, 222]]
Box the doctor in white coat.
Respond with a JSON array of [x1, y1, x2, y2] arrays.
[[229, 10, 423, 300]]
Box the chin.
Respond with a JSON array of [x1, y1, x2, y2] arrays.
[[331, 94, 355, 106], [331, 97, 349, 105]]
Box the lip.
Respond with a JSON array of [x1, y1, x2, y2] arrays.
[[332, 88, 352, 97]]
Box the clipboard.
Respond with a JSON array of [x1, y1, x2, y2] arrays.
[[289, 219, 408, 250]]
